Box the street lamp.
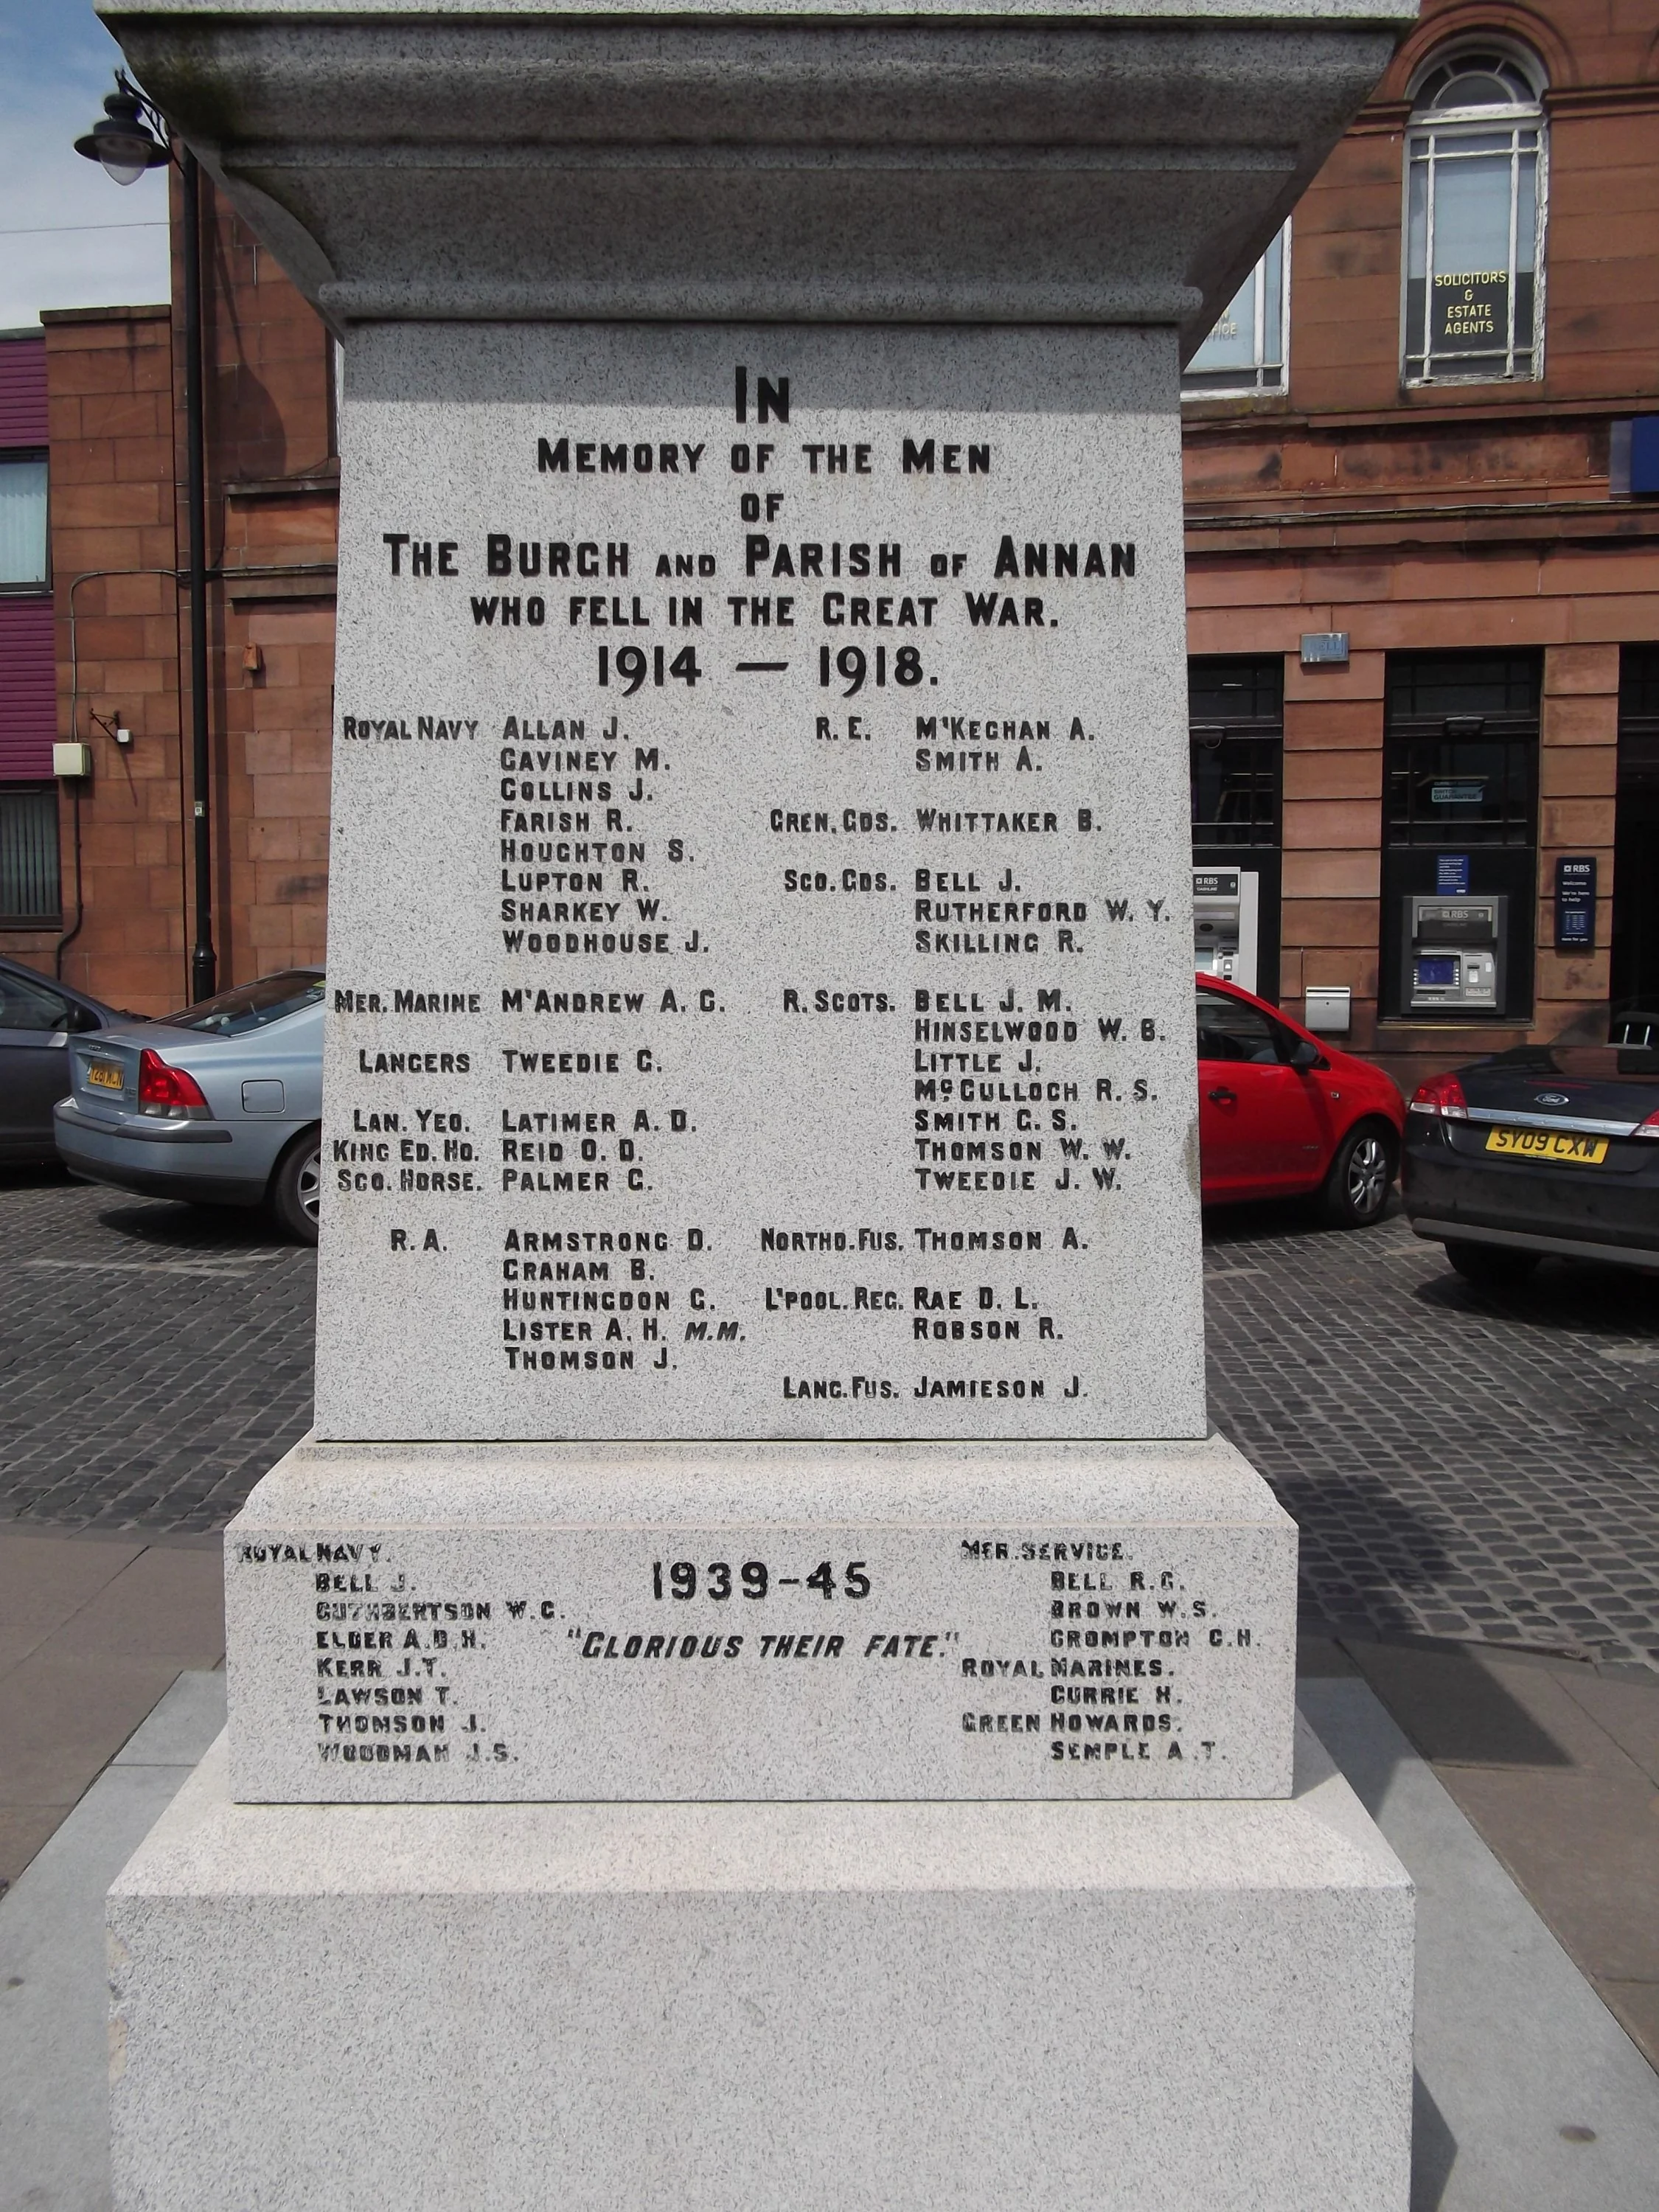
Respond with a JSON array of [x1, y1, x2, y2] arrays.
[[73, 77, 170, 187], [74, 74, 217, 1002]]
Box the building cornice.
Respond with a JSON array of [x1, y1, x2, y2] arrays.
[[1183, 394, 1655, 437], [101, 1, 1411, 349]]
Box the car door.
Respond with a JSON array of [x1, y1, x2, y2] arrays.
[[0, 968, 85, 1159], [1196, 985, 1326, 1197]]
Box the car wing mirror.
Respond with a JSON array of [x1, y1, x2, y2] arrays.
[[1288, 1036, 1323, 1070]]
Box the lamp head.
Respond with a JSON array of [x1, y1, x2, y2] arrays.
[[74, 79, 169, 187]]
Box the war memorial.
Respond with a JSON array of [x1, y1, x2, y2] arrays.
[[100, 0, 1419, 2202]]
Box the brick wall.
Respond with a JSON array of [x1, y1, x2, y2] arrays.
[[41, 305, 182, 1006], [1184, 0, 1659, 1091], [40, 167, 337, 1015]]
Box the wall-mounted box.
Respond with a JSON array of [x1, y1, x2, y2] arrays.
[[52, 743, 92, 779], [1304, 986, 1352, 1034]]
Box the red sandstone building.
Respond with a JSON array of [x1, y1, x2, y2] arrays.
[[1, 0, 1656, 1094], [0, 187, 335, 1014]]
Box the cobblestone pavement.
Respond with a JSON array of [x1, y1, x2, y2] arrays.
[[0, 1171, 315, 1535], [1206, 1200, 1659, 1674], [3, 1169, 1658, 1670]]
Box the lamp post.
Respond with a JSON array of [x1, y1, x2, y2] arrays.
[[75, 76, 217, 1002]]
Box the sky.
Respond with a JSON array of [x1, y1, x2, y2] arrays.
[[0, 0, 170, 329]]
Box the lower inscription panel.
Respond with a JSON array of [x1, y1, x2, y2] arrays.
[[225, 1436, 1297, 1802]]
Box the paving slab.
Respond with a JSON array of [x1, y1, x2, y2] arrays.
[[0, 1538, 143, 1673], [0, 1672, 227, 2212], [1551, 1669, 1659, 1782], [0, 1531, 224, 1890], [0, 1657, 187, 1813], [1330, 1636, 1659, 2072], [1301, 1674, 1659, 2212], [1434, 1768, 1659, 1984]]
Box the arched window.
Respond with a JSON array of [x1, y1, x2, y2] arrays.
[[1402, 47, 1546, 385]]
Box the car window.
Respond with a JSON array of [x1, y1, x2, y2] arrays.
[[164, 970, 324, 1037], [0, 970, 71, 1033], [1197, 987, 1282, 1065]]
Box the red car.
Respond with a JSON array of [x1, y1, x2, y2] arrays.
[[1196, 974, 1405, 1227]]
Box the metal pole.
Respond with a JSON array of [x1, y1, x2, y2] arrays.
[[181, 145, 216, 1001]]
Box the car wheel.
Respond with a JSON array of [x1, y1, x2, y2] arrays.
[[1444, 1239, 1540, 1289], [1319, 1121, 1396, 1229], [268, 1127, 321, 1246]]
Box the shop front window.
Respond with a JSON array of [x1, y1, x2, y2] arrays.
[[1402, 50, 1545, 386], [1183, 225, 1289, 399]]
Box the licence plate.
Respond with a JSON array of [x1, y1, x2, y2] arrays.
[[86, 1062, 124, 1092], [1484, 1126, 1607, 1165]]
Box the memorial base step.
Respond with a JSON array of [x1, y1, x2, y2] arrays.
[[108, 1719, 1413, 2212], [226, 1433, 1297, 1803]]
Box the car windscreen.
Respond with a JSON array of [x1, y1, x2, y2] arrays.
[[163, 971, 324, 1037]]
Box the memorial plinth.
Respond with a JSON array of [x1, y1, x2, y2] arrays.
[[102, 1, 1417, 2203]]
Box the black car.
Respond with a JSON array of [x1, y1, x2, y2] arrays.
[[1402, 1004, 1659, 1285], [0, 956, 147, 1165]]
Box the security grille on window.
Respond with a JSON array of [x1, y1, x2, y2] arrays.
[[1402, 50, 1545, 387], [1183, 225, 1289, 398]]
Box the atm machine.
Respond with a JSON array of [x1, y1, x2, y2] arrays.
[[1193, 869, 1259, 993], [1402, 894, 1506, 1015]]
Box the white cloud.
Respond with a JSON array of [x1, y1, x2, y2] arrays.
[[0, 1, 170, 328]]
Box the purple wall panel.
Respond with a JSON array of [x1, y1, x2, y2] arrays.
[[0, 337, 48, 448], [0, 597, 57, 777]]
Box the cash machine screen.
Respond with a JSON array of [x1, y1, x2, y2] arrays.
[[1414, 956, 1458, 988]]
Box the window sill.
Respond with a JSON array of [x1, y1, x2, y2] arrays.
[[1401, 374, 1543, 394]]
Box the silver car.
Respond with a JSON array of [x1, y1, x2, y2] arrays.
[[0, 954, 148, 1165], [53, 968, 324, 1243]]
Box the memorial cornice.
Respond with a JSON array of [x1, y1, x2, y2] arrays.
[[101, 0, 1414, 347]]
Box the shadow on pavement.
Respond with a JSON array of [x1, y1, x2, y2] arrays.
[[0, 1164, 70, 1190], [1413, 2070, 1459, 2212], [1339, 1638, 1573, 1770], [1202, 1196, 1352, 1248], [1279, 1468, 1461, 1629], [94, 1195, 292, 1255], [1203, 1187, 1410, 1251], [1411, 1259, 1659, 1340]]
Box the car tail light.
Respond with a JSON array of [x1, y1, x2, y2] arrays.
[[136, 1048, 211, 1119], [1410, 1072, 1468, 1120], [1632, 1108, 1659, 1141]]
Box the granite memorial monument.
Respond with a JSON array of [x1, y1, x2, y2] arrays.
[[102, 1, 1417, 2204]]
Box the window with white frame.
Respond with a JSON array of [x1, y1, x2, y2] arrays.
[[1402, 49, 1545, 386], [1183, 225, 1290, 398], [0, 454, 47, 587]]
